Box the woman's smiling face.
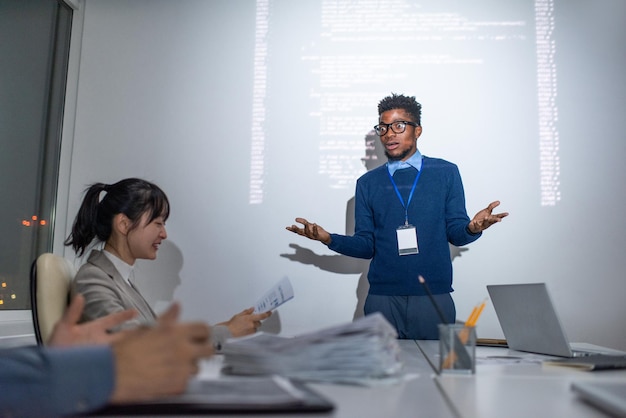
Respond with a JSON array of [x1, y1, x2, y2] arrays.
[[126, 212, 168, 262]]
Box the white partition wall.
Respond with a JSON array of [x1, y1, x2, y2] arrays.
[[57, 0, 626, 349]]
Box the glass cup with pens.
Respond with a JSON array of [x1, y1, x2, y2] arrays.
[[438, 298, 486, 374], [439, 324, 477, 374], [418, 275, 486, 375]]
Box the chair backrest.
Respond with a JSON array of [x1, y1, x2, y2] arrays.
[[30, 253, 76, 345]]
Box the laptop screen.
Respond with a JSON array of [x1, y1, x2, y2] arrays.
[[486, 283, 574, 357]]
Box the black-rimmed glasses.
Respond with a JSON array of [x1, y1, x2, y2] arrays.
[[373, 120, 418, 136]]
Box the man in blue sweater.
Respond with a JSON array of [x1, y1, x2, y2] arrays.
[[287, 93, 508, 339]]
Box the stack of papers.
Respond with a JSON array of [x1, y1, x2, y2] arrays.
[[221, 313, 402, 384]]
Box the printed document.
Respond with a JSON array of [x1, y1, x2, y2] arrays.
[[254, 276, 294, 313]]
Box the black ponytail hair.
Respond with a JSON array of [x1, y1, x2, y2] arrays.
[[65, 178, 170, 256]]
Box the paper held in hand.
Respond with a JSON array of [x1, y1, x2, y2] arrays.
[[254, 276, 294, 313]]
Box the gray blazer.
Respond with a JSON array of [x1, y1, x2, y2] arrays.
[[71, 250, 232, 347], [71, 250, 156, 329]]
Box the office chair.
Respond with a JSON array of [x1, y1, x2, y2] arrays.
[[30, 253, 76, 345]]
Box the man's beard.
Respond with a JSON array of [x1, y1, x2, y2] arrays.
[[385, 147, 413, 162]]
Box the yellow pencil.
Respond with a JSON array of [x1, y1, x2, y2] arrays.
[[465, 305, 479, 326], [467, 298, 488, 327]]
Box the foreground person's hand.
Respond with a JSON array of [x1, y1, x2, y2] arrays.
[[110, 303, 214, 403]]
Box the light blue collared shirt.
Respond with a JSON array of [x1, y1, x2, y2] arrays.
[[386, 149, 423, 176]]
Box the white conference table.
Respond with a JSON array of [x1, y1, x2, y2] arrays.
[[98, 339, 626, 418], [179, 339, 455, 418], [6, 330, 624, 417], [416, 340, 626, 418]]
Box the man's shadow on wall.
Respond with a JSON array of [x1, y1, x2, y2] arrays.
[[281, 130, 468, 319]]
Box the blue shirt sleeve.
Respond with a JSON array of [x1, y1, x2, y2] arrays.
[[0, 345, 115, 417]]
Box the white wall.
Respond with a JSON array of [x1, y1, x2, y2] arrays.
[[57, 0, 626, 349]]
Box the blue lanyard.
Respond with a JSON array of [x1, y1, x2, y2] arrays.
[[387, 166, 422, 226]]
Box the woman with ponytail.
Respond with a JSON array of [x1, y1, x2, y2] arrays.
[[66, 178, 270, 347]]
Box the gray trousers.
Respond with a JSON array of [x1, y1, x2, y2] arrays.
[[364, 293, 456, 340]]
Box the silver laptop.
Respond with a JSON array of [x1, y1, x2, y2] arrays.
[[487, 283, 602, 358]]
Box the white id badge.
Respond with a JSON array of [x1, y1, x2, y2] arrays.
[[397, 224, 418, 256]]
